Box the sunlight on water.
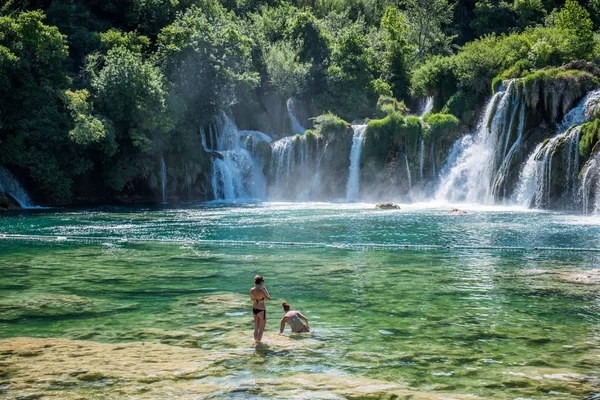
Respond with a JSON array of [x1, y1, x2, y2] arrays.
[[0, 203, 599, 399]]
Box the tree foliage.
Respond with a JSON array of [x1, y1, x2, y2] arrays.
[[2, 0, 600, 204]]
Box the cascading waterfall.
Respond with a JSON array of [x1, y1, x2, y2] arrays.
[[287, 98, 306, 135], [491, 99, 525, 199], [0, 166, 34, 208], [269, 134, 322, 200], [436, 80, 522, 203], [210, 113, 271, 201], [513, 89, 600, 208], [420, 97, 434, 118], [404, 152, 412, 196], [418, 138, 425, 181], [580, 151, 600, 214], [430, 141, 437, 181], [160, 157, 167, 204], [564, 126, 582, 203], [346, 124, 367, 201]]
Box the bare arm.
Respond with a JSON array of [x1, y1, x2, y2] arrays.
[[298, 312, 309, 330], [279, 318, 286, 334], [262, 286, 271, 300]]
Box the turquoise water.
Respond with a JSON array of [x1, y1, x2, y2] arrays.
[[1, 202, 599, 398]]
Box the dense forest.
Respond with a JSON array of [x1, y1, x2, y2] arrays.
[[1, 0, 600, 206]]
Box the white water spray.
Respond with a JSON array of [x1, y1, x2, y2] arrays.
[[287, 98, 306, 135], [0, 166, 34, 208], [513, 89, 600, 208], [210, 113, 271, 201], [580, 151, 600, 214], [346, 124, 367, 201], [419, 97, 434, 118]]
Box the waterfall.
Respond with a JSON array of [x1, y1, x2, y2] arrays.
[[0, 166, 34, 208], [515, 125, 582, 209], [287, 98, 306, 135], [580, 151, 600, 214], [270, 136, 295, 192], [430, 140, 437, 181], [491, 99, 525, 199], [419, 97, 434, 118], [418, 138, 424, 181], [160, 157, 167, 204], [200, 127, 209, 152], [210, 113, 271, 201], [404, 152, 412, 196], [564, 126, 581, 203], [346, 124, 367, 201], [513, 89, 600, 208], [269, 134, 321, 200], [436, 80, 521, 203]]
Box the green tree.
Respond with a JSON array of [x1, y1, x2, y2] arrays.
[[0, 11, 89, 202], [288, 11, 331, 94], [553, 0, 596, 57], [156, 3, 259, 127], [513, 0, 546, 29], [401, 0, 455, 59], [471, 0, 516, 37], [88, 46, 172, 190], [316, 23, 377, 119], [265, 40, 311, 96], [381, 7, 412, 100]]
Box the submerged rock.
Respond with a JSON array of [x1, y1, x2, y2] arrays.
[[448, 208, 467, 214], [375, 202, 401, 210], [0, 294, 138, 321], [0, 337, 508, 399]]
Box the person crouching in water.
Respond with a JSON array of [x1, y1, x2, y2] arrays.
[[279, 301, 310, 333]]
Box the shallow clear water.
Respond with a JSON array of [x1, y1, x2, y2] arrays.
[[1, 202, 599, 398]]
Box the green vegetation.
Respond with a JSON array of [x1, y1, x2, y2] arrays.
[[1, 0, 600, 203], [579, 119, 600, 157], [521, 69, 599, 121], [363, 113, 422, 166]]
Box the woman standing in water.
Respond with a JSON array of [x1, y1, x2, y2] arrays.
[[279, 301, 310, 333], [250, 275, 270, 343]]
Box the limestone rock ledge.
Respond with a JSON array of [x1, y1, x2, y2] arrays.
[[0, 337, 484, 399]]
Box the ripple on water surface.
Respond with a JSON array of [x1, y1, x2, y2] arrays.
[[0, 203, 599, 399]]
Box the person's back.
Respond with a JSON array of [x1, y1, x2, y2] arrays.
[[279, 301, 310, 333], [250, 275, 270, 343]]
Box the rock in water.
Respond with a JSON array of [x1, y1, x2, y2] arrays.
[[448, 208, 467, 215], [375, 202, 401, 210]]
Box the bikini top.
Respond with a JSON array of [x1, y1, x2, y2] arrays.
[[288, 315, 301, 330]]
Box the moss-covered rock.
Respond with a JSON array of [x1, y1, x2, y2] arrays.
[[579, 119, 600, 158], [363, 113, 422, 168], [423, 113, 461, 176], [521, 69, 600, 122], [312, 113, 348, 139]]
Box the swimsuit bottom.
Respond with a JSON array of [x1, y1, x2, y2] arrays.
[[253, 307, 266, 321], [288, 315, 308, 332]]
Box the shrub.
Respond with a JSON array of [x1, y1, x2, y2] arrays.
[[441, 91, 477, 123], [376, 95, 408, 118]]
